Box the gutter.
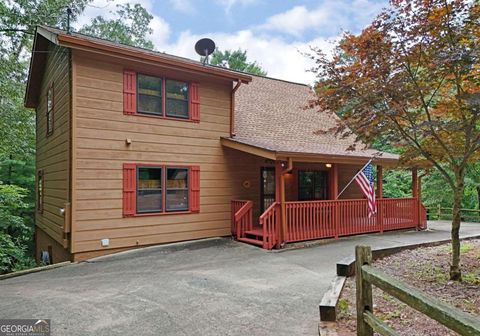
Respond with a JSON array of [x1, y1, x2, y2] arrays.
[[56, 34, 252, 83]]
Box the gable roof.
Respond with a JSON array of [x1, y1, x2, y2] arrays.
[[25, 26, 252, 107], [223, 75, 398, 165]]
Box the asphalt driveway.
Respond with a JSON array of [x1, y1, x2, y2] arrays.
[[1, 221, 479, 336]]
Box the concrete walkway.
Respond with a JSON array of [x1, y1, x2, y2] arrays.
[[0, 221, 478, 336]]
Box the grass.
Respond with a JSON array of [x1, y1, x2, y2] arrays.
[[445, 243, 474, 254]]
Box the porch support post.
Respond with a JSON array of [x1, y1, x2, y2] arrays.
[[329, 164, 339, 199], [278, 158, 293, 247], [275, 161, 283, 248], [376, 165, 383, 198], [376, 165, 384, 233]]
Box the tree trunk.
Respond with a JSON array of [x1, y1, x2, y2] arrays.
[[477, 186, 480, 210], [449, 171, 465, 281]]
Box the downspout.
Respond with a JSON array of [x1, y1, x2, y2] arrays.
[[230, 80, 242, 137], [280, 158, 293, 247]]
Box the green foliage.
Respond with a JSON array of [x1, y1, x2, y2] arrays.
[[0, 183, 35, 273], [79, 3, 154, 49], [337, 298, 349, 314], [0, 0, 157, 274], [208, 49, 267, 76]]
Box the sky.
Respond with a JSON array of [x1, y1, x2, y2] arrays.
[[75, 0, 389, 84]]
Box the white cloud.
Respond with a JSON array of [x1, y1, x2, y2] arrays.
[[215, 0, 258, 14], [169, 0, 194, 14], [157, 30, 337, 85], [73, 0, 384, 85], [74, 0, 171, 48], [259, 0, 386, 37]]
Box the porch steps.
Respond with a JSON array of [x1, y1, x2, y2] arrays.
[[238, 228, 264, 247], [238, 237, 263, 246]]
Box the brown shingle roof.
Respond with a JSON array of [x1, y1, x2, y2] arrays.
[[228, 75, 398, 163]]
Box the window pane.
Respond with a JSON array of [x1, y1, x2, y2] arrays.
[[137, 167, 162, 213], [166, 190, 188, 211], [166, 168, 188, 211], [47, 111, 53, 133], [138, 94, 162, 115], [138, 74, 162, 115], [166, 99, 188, 118], [166, 80, 188, 100], [166, 80, 189, 119], [47, 88, 53, 111], [138, 74, 162, 95]]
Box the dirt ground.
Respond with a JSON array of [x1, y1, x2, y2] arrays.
[[336, 239, 480, 336]]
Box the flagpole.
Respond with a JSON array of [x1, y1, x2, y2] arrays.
[[335, 158, 373, 200]]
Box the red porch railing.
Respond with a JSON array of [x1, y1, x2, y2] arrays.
[[232, 197, 423, 248], [231, 200, 253, 239], [285, 198, 419, 243]]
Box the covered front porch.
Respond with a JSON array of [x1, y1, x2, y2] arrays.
[[224, 140, 426, 250]]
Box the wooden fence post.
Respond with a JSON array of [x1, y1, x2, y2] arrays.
[[437, 204, 441, 220], [356, 245, 373, 336]]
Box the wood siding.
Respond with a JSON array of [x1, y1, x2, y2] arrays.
[[35, 43, 71, 250], [71, 51, 241, 253]]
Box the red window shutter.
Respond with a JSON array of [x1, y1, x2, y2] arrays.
[[123, 70, 136, 115], [190, 82, 200, 122], [190, 166, 200, 213], [123, 163, 136, 216]]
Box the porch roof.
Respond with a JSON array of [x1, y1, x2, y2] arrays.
[[224, 75, 399, 166]]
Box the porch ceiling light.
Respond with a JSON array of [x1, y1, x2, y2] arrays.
[[325, 163, 332, 168]]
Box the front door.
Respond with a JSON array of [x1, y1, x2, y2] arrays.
[[260, 167, 275, 213]]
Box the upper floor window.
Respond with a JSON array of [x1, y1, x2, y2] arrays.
[[136, 74, 189, 119], [46, 85, 54, 136], [166, 80, 189, 119], [137, 74, 163, 115], [123, 70, 200, 122]]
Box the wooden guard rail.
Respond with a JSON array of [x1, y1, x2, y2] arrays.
[[232, 200, 253, 240], [232, 198, 423, 249], [426, 205, 480, 222], [285, 198, 420, 243], [355, 245, 480, 336], [259, 202, 280, 249]]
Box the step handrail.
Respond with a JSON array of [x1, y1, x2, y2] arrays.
[[234, 200, 253, 239], [259, 202, 279, 249]]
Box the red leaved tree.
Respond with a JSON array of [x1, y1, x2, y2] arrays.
[[313, 0, 480, 280]]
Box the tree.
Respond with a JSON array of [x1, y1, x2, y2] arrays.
[[0, 0, 155, 273], [79, 3, 154, 49], [207, 49, 267, 76], [312, 0, 480, 280], [0, 0, 92, 273]]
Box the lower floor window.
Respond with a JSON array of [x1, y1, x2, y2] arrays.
[[137, 166, 189, 214], [137, 167, 162, 213], [298, 171, 328, 201], [166, 168, 189, 211]]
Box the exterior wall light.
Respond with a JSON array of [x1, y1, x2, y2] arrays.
[[325, 163, 332, 168]]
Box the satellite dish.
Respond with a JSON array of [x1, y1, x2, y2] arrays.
[[195, 38, 216, 64]]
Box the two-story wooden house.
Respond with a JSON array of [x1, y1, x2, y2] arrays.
[[25, 26, 425, 263]]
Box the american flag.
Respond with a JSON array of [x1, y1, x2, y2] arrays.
[[354, 162, 376, 217]]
